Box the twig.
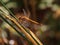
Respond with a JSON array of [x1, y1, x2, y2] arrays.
[[19, 15, 39, 24]]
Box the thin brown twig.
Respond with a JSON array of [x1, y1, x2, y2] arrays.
[[19, 16, 39, 24]]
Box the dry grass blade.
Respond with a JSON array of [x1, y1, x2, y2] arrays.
[[4, 13, 39, 45], [4, 13, 43, 45]]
